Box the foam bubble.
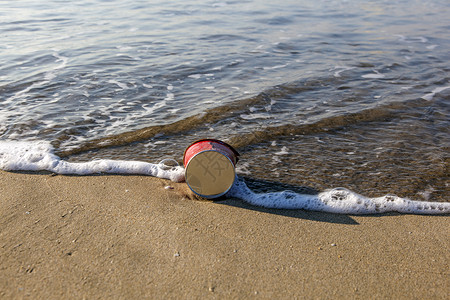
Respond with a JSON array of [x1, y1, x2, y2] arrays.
[[0, 141, 184, 182], [226, 177, 449, 215]]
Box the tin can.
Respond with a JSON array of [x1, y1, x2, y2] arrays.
[[183, 139, 239, 199]]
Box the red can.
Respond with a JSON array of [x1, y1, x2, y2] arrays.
[[183, 139, 239, 198]]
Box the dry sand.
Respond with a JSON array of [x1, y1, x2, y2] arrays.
[[0, 171, 449, 299]]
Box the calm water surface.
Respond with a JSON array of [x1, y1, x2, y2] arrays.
[[1, 0, 449, 201]]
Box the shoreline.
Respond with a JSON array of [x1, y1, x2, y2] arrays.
[[1, 171, 449, 299]]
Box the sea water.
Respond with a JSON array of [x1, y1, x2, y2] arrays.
[[1, 0, 449, 210]]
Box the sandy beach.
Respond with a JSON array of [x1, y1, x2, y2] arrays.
[[0, 170, 448, 299]]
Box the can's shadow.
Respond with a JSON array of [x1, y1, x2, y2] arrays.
[[239, 176, 320, 195], [216, 177, 360, 225]]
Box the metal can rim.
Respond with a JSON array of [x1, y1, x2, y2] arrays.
[[183, 138, 239, 167]]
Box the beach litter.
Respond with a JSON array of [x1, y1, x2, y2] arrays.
[[183, 139, 239, 199]]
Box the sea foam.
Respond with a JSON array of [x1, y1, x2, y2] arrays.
[[421, 86, 450, 101], [0, 141, 448, 215], [0, 141, 184, 182], [226, 177, 449, 215]]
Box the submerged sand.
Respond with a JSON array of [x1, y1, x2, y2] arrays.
[[0, 171, 448, 299]]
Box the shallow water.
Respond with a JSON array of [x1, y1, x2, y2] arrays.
[[1, 141, 448, 214], [1, 0, 449, 202]]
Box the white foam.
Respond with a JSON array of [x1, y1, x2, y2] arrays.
[[168, 108, 180, 114], [332, 66, 354, 78], [164, 92, 175, 101], [0, 141, 184, 182], [52, 53, 68, 70], [362, 71, 385, 79], [421, 86, 450, 101], [108, 79, 130, 90], [274, 146, 289, 155], [1, 142, 447, 215], [188, 74, 202, 79], [240, 113, 271, 120], [235, 162, 251, 176], [226, 177, 449, 215], [142, 100, 167, 114], [418, 36, 428, 43], [395, 35, 428, 43]]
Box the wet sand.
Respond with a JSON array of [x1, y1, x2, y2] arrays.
[[0, 171, 448, 299]]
